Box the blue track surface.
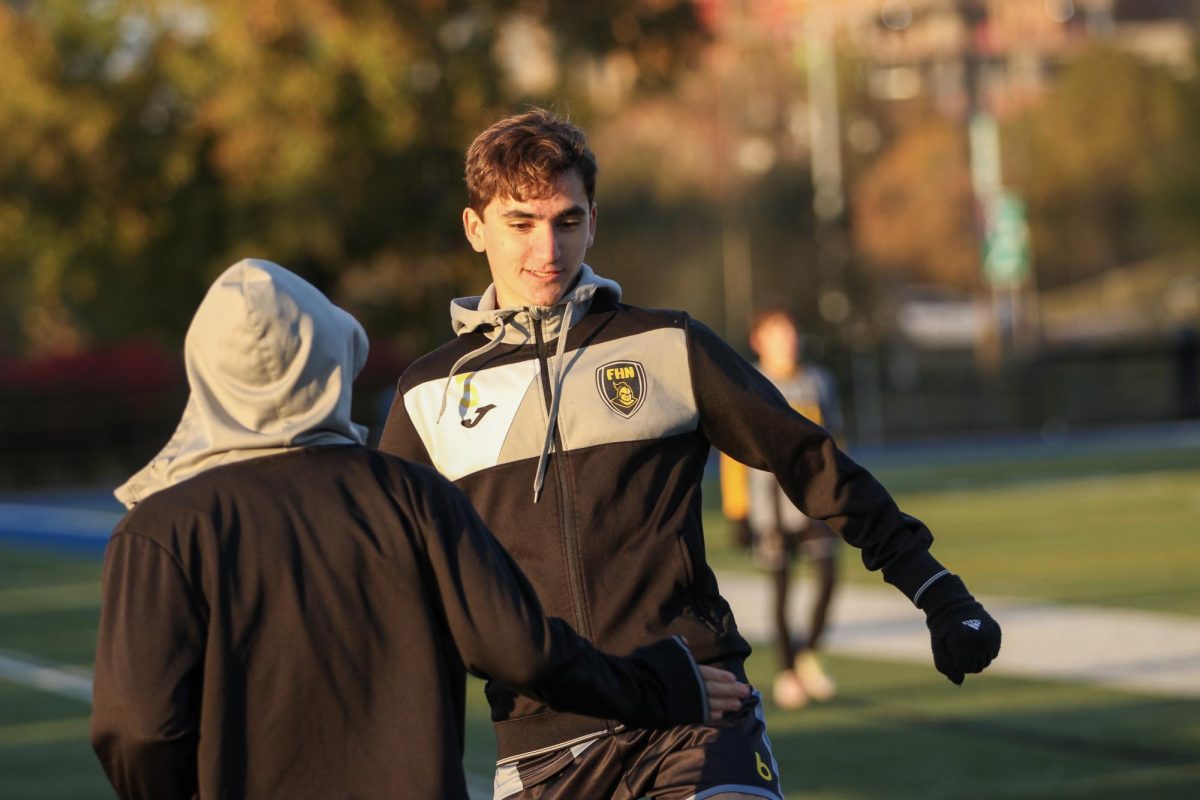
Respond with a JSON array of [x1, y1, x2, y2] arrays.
[[5, 420, 1199, 558], [0, 490, 123, 555]]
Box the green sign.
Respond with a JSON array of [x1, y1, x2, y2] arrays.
[[983, 191, 1031, 286]]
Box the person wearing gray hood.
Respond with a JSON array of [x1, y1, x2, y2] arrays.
[[379, 108, 1001, 800], [90, 258, 746, 800]]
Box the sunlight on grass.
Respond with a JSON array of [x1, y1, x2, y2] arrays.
[[706, 467, 1200, 616]]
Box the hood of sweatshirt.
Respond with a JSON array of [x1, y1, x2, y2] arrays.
[[115, 259, 369, 508], [448, 264, 621, 344]]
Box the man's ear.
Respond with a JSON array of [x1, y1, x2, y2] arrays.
[[463, 207, 486, 253]]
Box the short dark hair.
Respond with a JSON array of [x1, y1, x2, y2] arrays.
[[749, 305, 798, 335], [465, 108, 598, 215]]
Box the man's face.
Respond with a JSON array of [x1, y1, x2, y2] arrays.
[[750, 315, 799, 366], [463, 169, 597, 309]]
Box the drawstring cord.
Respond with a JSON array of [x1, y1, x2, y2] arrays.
[[532, 300, 575, 503], [435, 313, 513, 424], [432, 300, 574, 504]]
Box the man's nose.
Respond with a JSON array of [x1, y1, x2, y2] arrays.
[[533, 226, 561, 263]]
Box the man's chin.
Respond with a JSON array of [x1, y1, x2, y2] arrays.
[[524, 284, 568, 307]]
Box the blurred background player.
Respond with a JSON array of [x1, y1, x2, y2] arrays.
[[722, 307, 842, 709]]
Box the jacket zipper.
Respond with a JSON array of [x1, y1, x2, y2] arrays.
[[532, 313, 592, 641]]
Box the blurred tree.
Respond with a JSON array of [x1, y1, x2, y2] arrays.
[[0, 0, 706, 359], [1006, 45, 1200, 289], [851, 119, 980, 291], [1144, 43, 1200, 256], [846, 43, 1200, 300]]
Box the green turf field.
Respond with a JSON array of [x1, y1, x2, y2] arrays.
[[0, 549, 105, 799], [2, 440, 1198, 798], [460, 648, 1200, 800], [706, 446, 1200, 617]]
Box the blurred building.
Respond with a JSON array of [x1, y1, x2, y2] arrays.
[[681, 1, 1200, 439], [693, 0, 1198, 121]]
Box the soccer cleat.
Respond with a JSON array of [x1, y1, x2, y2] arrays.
[[772, 669, 809, 710], [794, 651, 837, 702]]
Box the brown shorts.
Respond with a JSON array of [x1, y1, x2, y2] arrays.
[[493, 691, 784, 800]]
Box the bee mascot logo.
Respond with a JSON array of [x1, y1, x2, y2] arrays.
[[596, 360, 647, 419]]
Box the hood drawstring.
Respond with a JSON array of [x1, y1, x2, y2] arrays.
[[435, 312, 514, 424], [532, 299, 575, 503]]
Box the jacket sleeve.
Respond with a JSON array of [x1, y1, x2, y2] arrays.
[[686, 316, 946, 602], [404, 466, 708, 729], [377, 384, 434, 465], [91, 531, 205, 800]]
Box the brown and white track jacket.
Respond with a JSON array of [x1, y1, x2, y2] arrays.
[[379, 266, 951, 761]]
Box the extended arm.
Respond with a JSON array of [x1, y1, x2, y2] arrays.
[[91, 532, 205, 799], [687, 318, 1000, 682], [404, 465, 742, 726]]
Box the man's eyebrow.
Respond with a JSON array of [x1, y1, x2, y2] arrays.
[[499, 205, 587, 221], [555, 205, 587, 219]]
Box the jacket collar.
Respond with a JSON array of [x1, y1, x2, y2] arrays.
[[448, 264, 621, 344]]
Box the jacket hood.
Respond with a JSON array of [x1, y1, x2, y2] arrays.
[[115, 259, 369, 508], [448, 264, 621, 343]]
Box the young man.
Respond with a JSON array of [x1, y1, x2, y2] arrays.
[[379, 109, 1001, 799], [721, 308, 842, 710], [90, 259, 746, 800]]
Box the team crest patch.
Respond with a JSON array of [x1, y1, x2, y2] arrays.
[[596, 360, 647, 418]]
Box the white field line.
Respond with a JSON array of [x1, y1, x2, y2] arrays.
[[0, 648, 93, 703]]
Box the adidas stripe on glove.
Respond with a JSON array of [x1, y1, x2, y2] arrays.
[[917, 573, 1001, 685]]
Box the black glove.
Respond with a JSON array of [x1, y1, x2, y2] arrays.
[[917, 574, 1001, 685]]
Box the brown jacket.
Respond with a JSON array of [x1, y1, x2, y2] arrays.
[[91, 446, 707, 800]]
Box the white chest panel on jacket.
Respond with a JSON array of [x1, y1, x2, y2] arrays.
[[404, 327, 699, 482]]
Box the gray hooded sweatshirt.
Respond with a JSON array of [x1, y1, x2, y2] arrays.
[[114, 258, 369, 507]]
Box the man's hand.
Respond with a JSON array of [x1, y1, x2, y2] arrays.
[[918, 575, 1002, 685], [699, 665, 750, 721]]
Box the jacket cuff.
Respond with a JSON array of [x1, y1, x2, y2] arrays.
[[628, 636, 708, 726], [882, 549, 950, 607], [913, 573, 973, 614]]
